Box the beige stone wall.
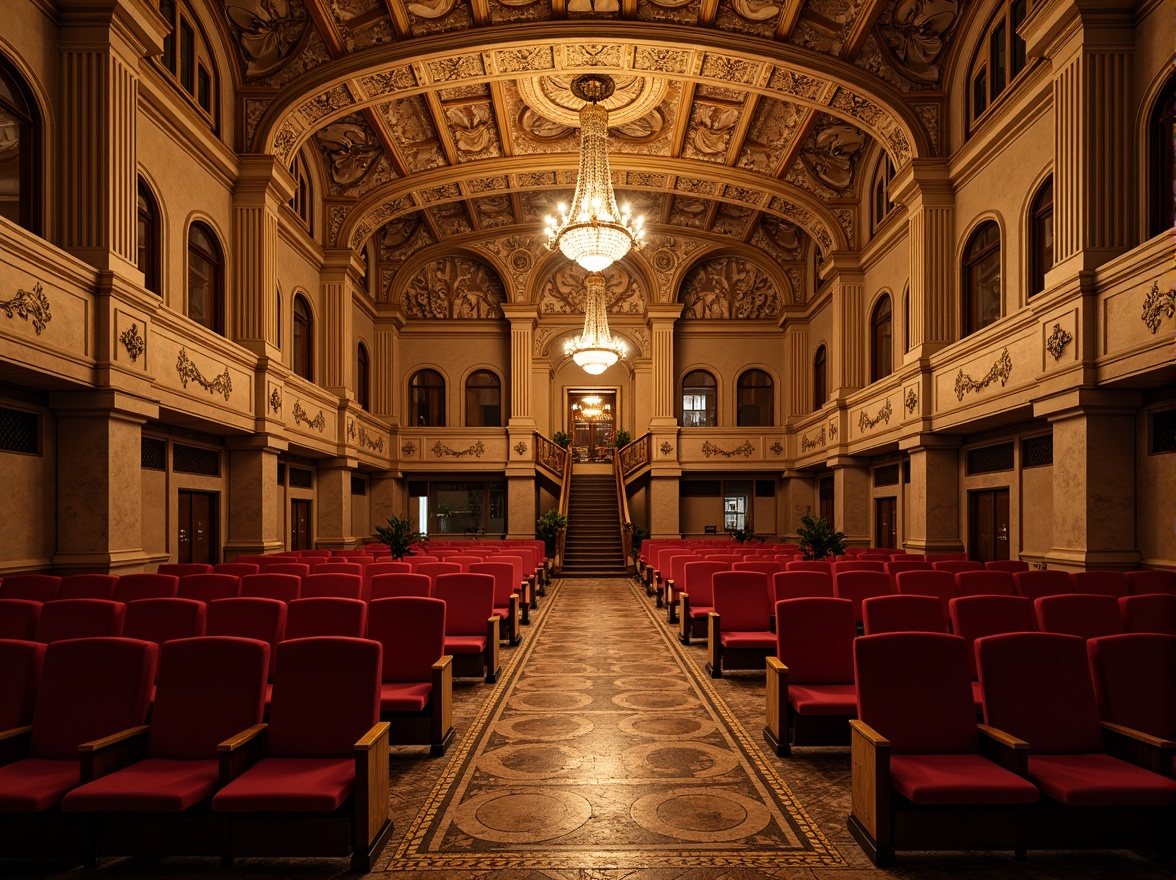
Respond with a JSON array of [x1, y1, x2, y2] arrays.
[[0, 397, 55, 572], [1137, 403, 1176, 568], [1020, 461, 1054, 560], [673, 328, 783, 426], [398, 329, 510, 428]]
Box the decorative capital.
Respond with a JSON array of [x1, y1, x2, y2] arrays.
[[119, 322, 145, 362]]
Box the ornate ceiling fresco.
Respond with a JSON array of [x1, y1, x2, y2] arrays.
[[220, 0, 961, 315]]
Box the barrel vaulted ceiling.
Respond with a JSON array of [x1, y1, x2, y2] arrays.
[[219, 0, 962, 318]]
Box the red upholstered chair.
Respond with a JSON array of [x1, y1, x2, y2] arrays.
[[496, 549, 538, 602], [771, 570, 834, 603], [765, 597, 857, 757], [263, 562, 311, 579], [0, 574, 62, 602], [370, 572, 432, 600], [364, 562, 413, 599], [706, 571, 774, 678], [927, 553, 969, 562], [367, 597, 453, 756], [977, 632, 1176, 854], [1125, 570, 1176, 596], [1034, 594, 1123, 640], [286, 598, 367, 639], [432, 573, 500, 683], [178, 573, 240, 603], [733, 560, 783, 576], [210, 637, 391, 871], [114, 573, 179, 603], [956, 570, 1016, 598], [0, 638, 46, 730], [469, 562, 522, 645], [57, 575, 119, 601], [862, 594, 948, 635], [414, 562, 462, 585], [445, 555, 482, 572], [985, 560, 1030, 573], [35, 599, 126, 642], [948, 595, 1037, 712], [655, 549, 696, 609], [205, 598, 287, 684], [885, 560, 933, 583], [156, 563, 213, 577], [834, 570, 892, 625], [406, 555, 437, 568], [60, 636, 269, 863], [894, 570, 956, 628], [932, 560, 984, 573], [122, 598, 206, 646], [0, 599, 43, 640], [1013, 570, 1074, 601], [662, 552, 700, 625], [301, 573, 363, 600], [1119, 594, 1176, 635], [786, 560, 832, 575], [677, 561, 729, 645], [311, 563, 363, 580], [848, 632, 1039, 867], [888, 553, 925, 562], [491, 554, 533, 612], [239, 573, 300, 603], [833, 560, 886, 574], [212, 563, 259, 578], [1071, 570, 1129, 598], [0, 637, 157, 856]]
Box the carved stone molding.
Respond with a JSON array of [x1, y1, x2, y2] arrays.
[[800, 427, 826, 452], [432, 439, 485, 458], [1, 282, 52, 336], [904, 387, 918, 413], [1141, 280, 1176, 334], [828, 420, 838, 439], [402, 442, 417, 456], [858, 400, 894, 432], [659, 441, 673, 456], [176, 348, 232, 400], [702, 439, 755, 458], [1045, 324, 1073, 361], [347, 419, 357, 440], [359, 426, 385, 453], [513, 441, 528, 455], [119, 323, 145, 362], [269, 388, 282, 414], [769, 440, 783, 455], [954, 348, 1013, 401], [292, 401, 326, 433]]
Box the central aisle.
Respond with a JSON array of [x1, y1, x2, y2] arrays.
[[382, 575, 842, 872]]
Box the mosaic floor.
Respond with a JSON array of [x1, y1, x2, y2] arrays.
[[7, 576, 1172, 880]]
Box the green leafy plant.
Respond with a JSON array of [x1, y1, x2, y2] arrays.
[[731, 526, 759, 544], [374, 515, 427, 560], [613, 429, 631, 448], [535, 508, 568, 554], [795, 513, 846, 560], [553, 431, 570, 448], [629, 524, 649, 566]]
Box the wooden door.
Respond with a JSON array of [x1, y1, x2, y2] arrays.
[[875, 497, 897, 548], [178, 490, 218, 564], [291, 499, 312, 550], [969, 488, 1010, 561]]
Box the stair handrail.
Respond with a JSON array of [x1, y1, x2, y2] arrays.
[[614, 442, 634, 573], [555, 441, 572, 575], [533, 431, 568, 482], [619, 432, 652, 480]]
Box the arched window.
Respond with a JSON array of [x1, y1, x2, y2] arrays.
[[871, 295, 893, 382], [157, 0, 218, 126], [410, 369, 445, 427], [902, 288, 911, 353], [682, 370, 717, 426], [275, 290, 282, 348], [736, 369, 773, 427], [871, 154, 896, 235], [289, 152, 312, 233], [1149, 76, 1176, 238], [1029, 178, 1054, 298], [187, 222, 223, 334], [136, 179, 161, 294], [356, 343, 370, 411], [963, 221, 1001, 336], [0, 57, 41, 233], [292, 295, 312, 380], [968, 0, 1029, 132], [465, 370, 501, 427], [813, 346, 827, 411]]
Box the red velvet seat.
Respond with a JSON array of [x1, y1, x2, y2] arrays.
[[414, 562, 462, 585], [732, 560, 782, 576], [677, 561, 729, 645], [310, 563, 363, 580], [57, 575, 119, 601], [263, 562, 311, 579], [0, 575, 62, 602], [786, 560, 832, 575], [1125, 570, 1176, 596], [834, 570, 892, 625], [114, 573, 179, 603], [0, 638, 46, 729], [367, 597, 453, 756], [205, 598, 287, 683], [848, 632, 1038, 866], [862, 594, 948, 635], [894, 570, 956, 627], [285, 598, 367, 639], [1034, 594, 1123, 640], [432, 573, 500, 683], [662, 552, 700, 625], [370, 572, 432, 600], [445, 555, 482, 572], [706, 571, 774, 678], [931, 560, 984, 573], [765, 597, 857, 756], [239, 573, 301, 603], [210, 637, 390, 871], [985, 560, 1030, 573], [833, 560, 886, 574], [1118, 594, 1176, 635], [177, 573, 240, 603], [122, 598, 206, 646], [955, 570, 1016, 598], [35, 599, 125, 642], [469, 562, 523, 645], [771, 570, 833, 603], [1071, 570, 1129, 598], [949, 595, 1037, 682], [156, 563, 213, 577], [1013, 569, 1074, 601], [211, 563, 259, 578], [364, 562, 413, 599], [884, 560, 933, 583], [0, 599, 42, 640], [300, 573, 363, 600], [491, 554, 534, 611], [655, 549, 697, 608]]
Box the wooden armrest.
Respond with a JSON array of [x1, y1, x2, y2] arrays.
[[432, 655, 454, 750], [849, 719, 891, 846], [217, 723, 267, 786], [765, 657, 790, 749], [1102, 721, 1176, 749], [849, 718, 891, 749], [79, 725, 150, 783], [0, 726, 32, 767], [978, 724, 1029, 775], [355, 721, 391, 751], [354, 722, 391, 855], [978, 724, 1030, 750], [1102, 721, 1176, 776]]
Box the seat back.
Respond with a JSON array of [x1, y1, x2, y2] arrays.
[[948, 595, 1036, 679], [367, 597, 445, 684], [732, 560, 782, 576], [178, 572, 240, 603], [1071, 570, 1129, 597], [711, 571, 771, 631], [264, 562, 311, 579], [0, 638, 46, 729], [491, 555, 528, 594], [954, 570, 1016, 597], [772, 570, 833, 602], [976, 631, 1104, 753], [444, 555, 482, 572], [35, 599, 126, 642], [57, 574, 119, 600], [0, 599, 42, 640], [0, 574, 62, 602], [114, 573, 179, 602], [984, 560, 1030, 573], [312, 562, 364, 578], [1012, 569, 1074, 601], [775, 597, 856, 684], [266, 637, 381, 758], [1118, 593, 1176, 634], [682, 561, 728, 607], [286, 597, 367, 639], [832, 560, 885, 574], [301, 573, 363, 600], [862, 594, 949, 635], [211, 562, 259, 577], [1087, 633, 1176, 741], [370, 572, 432, 600], [157, 563, 213, 577], [365, 561, 413, 596], [433, 573, 495, 636], [854, 632, 979, 754], [786, 560, 832, 575], [1034, 593, 1123, 640], [30, 637, 158, 759], [123, 598, 206, 645], [239, 573, 301, 602], [415, 562, 462, 584], [657, 549, 695, 581], [931, 560, 984, 573], [148, 636, 269, 759], [884, 560, 933, 582], [1124, 570, 1176, 595], [668, 553, 701, 587], [205, 597, 287, 678], [469, 562, 517, 607], [406, 555, 438, 568], [833, 570, 892, 624], [894, 570, 956, 625]]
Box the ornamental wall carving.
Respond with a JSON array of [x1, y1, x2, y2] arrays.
[[399, 257, 507, 319], [680, 257, 784, 319]]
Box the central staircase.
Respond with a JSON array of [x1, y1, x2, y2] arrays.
[[560, 468, 628, 577]]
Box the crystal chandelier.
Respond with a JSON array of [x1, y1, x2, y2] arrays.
[[572, 396, 611, 421], [544, 74, 644, 272], [565, 273, 627, 375]]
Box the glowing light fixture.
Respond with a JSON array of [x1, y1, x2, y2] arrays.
[[544, 74, 644, 273], [572, 396, 611, 421], [565, 273, 627, 375]]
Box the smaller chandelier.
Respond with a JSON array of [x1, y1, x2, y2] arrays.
[[544, 73, 644, 273], [565, 273, 627, 375], [572, 396, 611, 421]]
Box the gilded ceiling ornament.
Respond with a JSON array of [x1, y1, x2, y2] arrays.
[[799, 123, 866, 192], [539, 262, 645, 315], [446, 104, 500, 158], [566, 0, 620, 15], [877, 0, 960, 85], [680, 258, 781, 320], [738, 98, 803, 172], [685, 104, 741, 159], [729, 0, 782, 21], [758, 217, 803, 257], [225, 0, 310, 79], [316, 121, 383, 187], [407, 0, 457, 18]]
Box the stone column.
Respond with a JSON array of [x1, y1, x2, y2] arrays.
[[502, 304, 539, 539], [224, 434, 288, 558], [901, 435, 965, 555], [372, 313, 402, 423], [232, 156, 294, 356], [646, 304, 683, 539], [830, 456, 871, 548], [320, 249, 361, 397], [823, 256, 865, 399], [782, 319, 810, 416], [317, 458, 358, 550], [51, 391, 158, 573]]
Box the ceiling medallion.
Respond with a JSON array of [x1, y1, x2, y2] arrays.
[[517, 73, 667, 128]]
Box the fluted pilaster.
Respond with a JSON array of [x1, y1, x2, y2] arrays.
[[892, 159, 954, 357], [233, 156, 294, 353], [824, 257, 865, 396], [785, 326, 809, 415], [373, 328, 396, 419], [320, 250, 359, 395], [646, 304, 683, 423]]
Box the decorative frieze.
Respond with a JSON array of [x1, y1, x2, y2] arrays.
[[1, 282, 52, 336], [800, 427, 826, 452], [770, 440, 784, 456], [858, 400, 894, 432], [905, 387, 918, 413], [1045, 324, 1073, 361], [1141, 281, 1176, 334], [432, 440, 485, 458], [954, 348, 1013, 401], [402, 442, 417, 456], [119, 323, 145, 362], [359, 426, 385, 453], [268, 388, 282, 413], [292, 401, 326, 433], [514, 441, 528, 456], [701, 440, 755, 458], [176, 348, 232, 401]]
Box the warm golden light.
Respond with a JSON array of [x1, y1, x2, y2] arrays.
[[564, 273, 627, 375]]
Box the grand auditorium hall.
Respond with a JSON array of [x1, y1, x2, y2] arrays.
[[0, 0, 1174, 876]]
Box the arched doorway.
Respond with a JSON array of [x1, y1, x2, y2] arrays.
[[566, 390, 617, 462]]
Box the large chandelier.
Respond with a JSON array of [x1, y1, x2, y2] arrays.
[[544, 74, 644, 272], [565, 273, 627, 375]]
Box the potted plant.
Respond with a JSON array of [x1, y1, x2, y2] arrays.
[[731, 526, 759, 544], [435, 503, 452, 533], [535, 508, 567, 554], [613, 429, 631, 448], [553, 431, 570, 449], [629, 524, 649, 568], [795, 512, 846, 560], [374, 515, 427, 560]]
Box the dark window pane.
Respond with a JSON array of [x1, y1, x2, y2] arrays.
[[1011, 0, 1027, 75], [187, 223, 221, 332], [973, 70, 988, 117], [465, 369, 500, 427], [1151, 77, 1176, 238], [160, 0, 176, 70], [682, 370, 716, 426], [293, 296, 312, 380], [411, 369, 445, 427], [871, 296, 893, 382], [736, 369, 773, 427], [964, 222, 1001, 335], [991, 20, 1007, 97], [197, 66, 210, 111], [179, 21, 194, 92], [1030, 178, 1054, 297], [813, 346, 827, 411], [357, 344, 370, 410]]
